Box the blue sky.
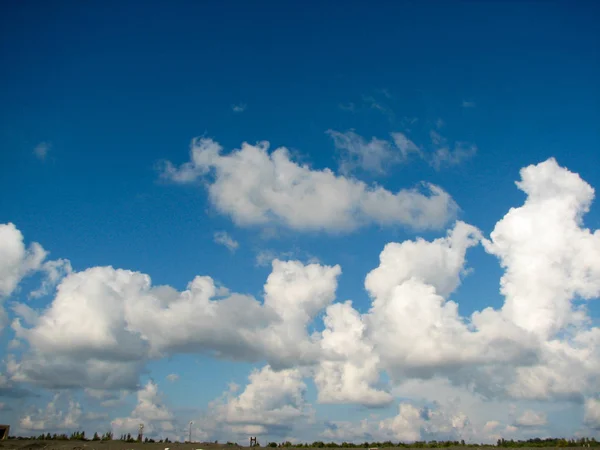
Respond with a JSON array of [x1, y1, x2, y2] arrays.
[[1, 0, 600, 443]]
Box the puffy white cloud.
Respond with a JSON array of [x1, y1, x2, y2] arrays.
[[514, 410, 547, 427], [0, 223, 47, 299], [584, 398, 600, 430], [379, 403, 425, 441], [209, 365, 312, 438], [112, 381, 175, 438], [11, 258, 340, 389], [160, 137, 457, 232], [324, 402, 473, 443], [213, 231, 239, 252], [311, 157, 600, 408], [315, 300, 392, 407], [19, 393, 82, 432], [0, 223, 49, 330], [166, 373, 179, 383], [484, 157, 600, 340], [5, 156, 600, 439], [28, 258, 72, 299]]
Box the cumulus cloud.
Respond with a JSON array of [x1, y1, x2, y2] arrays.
[[213, 231, 239, 252], [0, 223, 47, 299], [10, 258, 341, 389], [166, 373, 179, 383], [4, 156, 600, 441], [112, 381, 176, 438], [323, 402, 472, 443], [313, 157, 600, 410], [160, 137, 457, 232], [0, 223, 51, 330], [232, 103, 247, 113], [315, 300, 392, 407], [19, 393, 82, 432], [584, 398, 600, 430], [514, 410, 547, 428], [209, 365, 312, 438]]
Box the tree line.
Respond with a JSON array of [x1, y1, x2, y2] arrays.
[[7, 431, 172, 444], [6, 434, 600, 448]]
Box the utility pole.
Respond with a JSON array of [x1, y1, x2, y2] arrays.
[[188, 421, 193, 443]]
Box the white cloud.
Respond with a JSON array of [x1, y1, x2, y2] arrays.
[[255, 249, 320, 268], [323, 401, 473, 443], [209, 365, 312, 438], [429, 131, 477, 170], [391, 132, 422, 159], [29, 258, 72, 299], [315, 300, 392, 407], [213, 231, 239, 252], [0, 223, 48, 331], [0, 223, 47, 299], [160, 137, 456, 232], [584, 398, 600, 430], [514, 410, 547, 427], [312, 157, 600, 409], [112, 381, 176, 438], [19, 393, 82, 432], [462, 100, 476, 108], [11, 258, 341, 389], [327, 129, 408, 175], [166, 373, 179, 383], [5, 157, 600, 440], [33, 142, 50, 161], [232, 103, 247, 113]]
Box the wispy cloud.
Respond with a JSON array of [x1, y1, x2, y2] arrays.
[[33, 142, 50, 161], [327, 129, 399, 176], [213, 231, 239, 252], [255, 249, 320, 267], [362, 95, 395, 122], [166, 373, 179, 383], [232, 103, 247, 113], [462, 100, 476, 108], [429, 130, 477, 170]]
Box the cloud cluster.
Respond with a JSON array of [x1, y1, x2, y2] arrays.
[[160, 137, 457, 232], [20, 393, 82, 431], [8, 259, 340, 389], [112, 381, 176, 438], [3, 157, 600, 442], [209, 365, 312, 438]]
